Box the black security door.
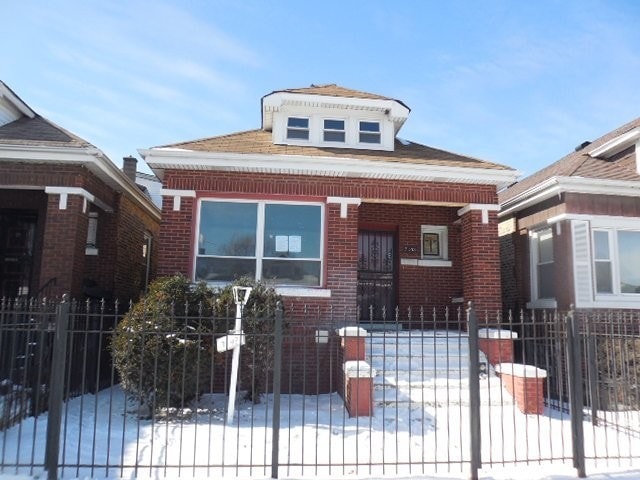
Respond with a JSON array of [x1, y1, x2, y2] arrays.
[[0, 212, 37, 298], [357, 230, 397, 323]]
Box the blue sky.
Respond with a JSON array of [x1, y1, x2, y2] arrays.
[[3, 1, 639, 177]]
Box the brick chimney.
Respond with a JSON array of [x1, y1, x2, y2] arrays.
[[122, 156, 137, 182]]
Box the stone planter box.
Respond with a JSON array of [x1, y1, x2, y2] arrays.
[[495, 363, 547, 415]]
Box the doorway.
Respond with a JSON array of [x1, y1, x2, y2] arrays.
[[357, 230, 397, 324]]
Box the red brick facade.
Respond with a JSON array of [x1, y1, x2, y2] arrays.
[[0, 162, 160, 301], [158, 169, 503, 324]]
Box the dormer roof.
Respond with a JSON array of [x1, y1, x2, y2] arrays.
[[261, 83, 410, 134]]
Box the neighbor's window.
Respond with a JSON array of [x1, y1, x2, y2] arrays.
[[534, 228, 555, 299], [593, 230, 613, 294], [421, 225, 448, 260], [595, 229, 640, 295], [196, 200, 322, 286], [286, 117, 309, 140], [359, 121, 381, 144], [323, 119, 345, 142]]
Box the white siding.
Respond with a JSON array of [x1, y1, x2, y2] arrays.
[[0, 95, 21, 126]]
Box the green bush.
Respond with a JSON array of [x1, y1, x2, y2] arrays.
[[214, 277, 283, 404], [110, 275, 217, 410], [110, 275, 283, 412]]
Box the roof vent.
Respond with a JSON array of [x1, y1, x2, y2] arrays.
[[574, 140, 591, 152]]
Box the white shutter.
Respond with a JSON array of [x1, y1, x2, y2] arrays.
[[572, 220, 593, 307]]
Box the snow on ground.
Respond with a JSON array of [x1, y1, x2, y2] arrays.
[[0, 383, 638, 480]]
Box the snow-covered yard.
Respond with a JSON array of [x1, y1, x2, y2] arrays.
[[1, 382, 639, 480]]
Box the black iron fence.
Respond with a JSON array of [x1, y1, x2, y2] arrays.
[[0, 298, 638, 479]]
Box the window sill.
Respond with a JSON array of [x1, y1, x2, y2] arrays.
[[401, 258, 452, 267], [275, 287, 331, 298], [85, 247, 99, 256], [526, 299, 557, 309]]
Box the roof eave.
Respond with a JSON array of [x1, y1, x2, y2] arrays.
[[139, 148, 519, 189], [0, 144, 160, 220], [499, 176, 640, 217]]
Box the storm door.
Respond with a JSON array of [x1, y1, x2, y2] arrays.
[[0, 211, 37, 298], [357, 230, 397, 323]]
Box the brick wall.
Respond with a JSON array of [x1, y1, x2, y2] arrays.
[[359, 203, 463, 310], [460, 210, 502, 314], [40, 194, 88, 298], [159, 169, 501, 320], [0, 162, 159, 302]]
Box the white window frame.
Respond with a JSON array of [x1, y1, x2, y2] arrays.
[[195, 198, 325, 289], [322, 118, 346, 143], [592, 226, 640, 300], [286, 117, 310, 141], [528, 228, 557, 309], [402, 225, 453, 267], [358, 120, 381, 144]]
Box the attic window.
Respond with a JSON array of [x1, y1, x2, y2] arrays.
[[287, 117, 309, 140], [359, 121, 380, 144], [323, 119, 345, 142]]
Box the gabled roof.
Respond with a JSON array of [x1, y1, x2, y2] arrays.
[[500, 117, 640, 208]]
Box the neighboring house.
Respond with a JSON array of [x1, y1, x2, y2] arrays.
[[141, 84, 518, 324], [500, 118, 640, 312], [0, 81, 161, 301]]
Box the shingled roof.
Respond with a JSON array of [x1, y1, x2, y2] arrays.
[[157, 128, 512, 171], [0, 114, 93, 148], [500, 117, 640, 203]]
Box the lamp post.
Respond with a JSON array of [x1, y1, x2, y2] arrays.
[[227, 285, 252, 423]]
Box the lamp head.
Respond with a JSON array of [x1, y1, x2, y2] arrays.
[[232, 286, 253, 306]]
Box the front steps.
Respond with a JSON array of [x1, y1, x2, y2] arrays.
[[366, 331, 512, 407]]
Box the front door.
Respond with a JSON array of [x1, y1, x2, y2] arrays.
[[357, 230, 397, 323], [0, 212, 37, 298]]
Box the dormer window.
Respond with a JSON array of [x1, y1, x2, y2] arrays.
[[323, 119, 345, 143], [359, 121, 381, 144], [286, 117, 309, 140]]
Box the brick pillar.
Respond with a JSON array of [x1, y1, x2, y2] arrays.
[[344, 361, 376, 417], [157, 194, 194, 277], [326, 200, 359, 317], [478, 328, 517, 366], [40, 194, 89, 299], [495, 363, 547, 415], [337, 326, 367, 361], [460, 207, 501, 314]]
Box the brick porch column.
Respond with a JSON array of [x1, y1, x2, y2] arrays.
[[458, 204, 501, 315], [40, 193, 89, 299]]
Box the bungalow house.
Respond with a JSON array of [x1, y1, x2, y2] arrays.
[[0, 81, 161, 302], [141, 84, 518, 326], [499, 117, 640, 312]]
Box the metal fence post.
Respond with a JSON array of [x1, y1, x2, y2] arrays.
[[45, 296, 70, 480], [467, 301, 481, 480], [566, 308, 586, 478], [271, 301, 283, 479]]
